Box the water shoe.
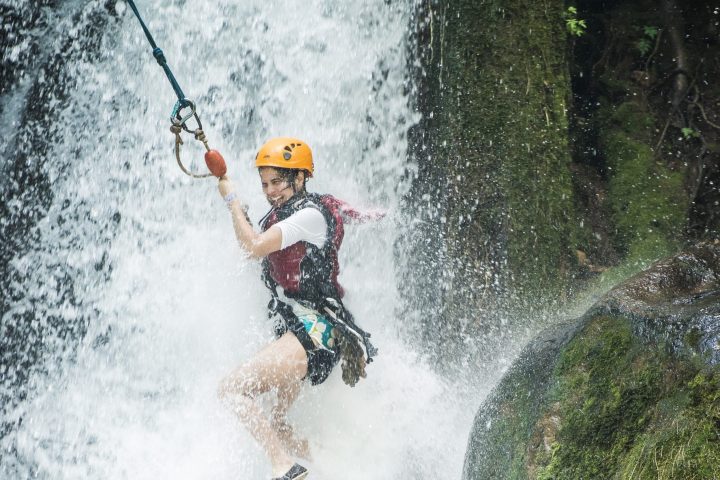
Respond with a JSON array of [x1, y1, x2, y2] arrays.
[[271, 463, 308, 480]]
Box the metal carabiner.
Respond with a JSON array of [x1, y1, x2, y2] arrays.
[[168, 98, 227, 179], [171, 99, 203, 134]]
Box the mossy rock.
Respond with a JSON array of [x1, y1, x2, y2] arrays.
[[598, 100, 688, 264], [463, 242, 720, 479]]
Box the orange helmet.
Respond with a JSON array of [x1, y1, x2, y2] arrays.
[[255, 137, 314, 176]]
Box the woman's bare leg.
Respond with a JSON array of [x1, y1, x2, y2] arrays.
[[218, 332, 308, 476], [271, 381, 311, 459]]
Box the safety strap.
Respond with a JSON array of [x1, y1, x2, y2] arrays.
[[319, 297, 377, 363], [125, 1, 226, 179], [125, 0, 187, 105], [265, 272, 377, 364]]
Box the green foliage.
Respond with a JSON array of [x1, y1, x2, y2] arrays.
[[643, 26, 659, 38], [636, 39, 652, 56], [636, 26, 659, 56], [598, 100, 688, 264], [681, 127, 700, 139], [564, 6, 587, 37]]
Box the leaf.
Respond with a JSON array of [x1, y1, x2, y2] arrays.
[[636, 38, 651, 56], [643, 25, 659, 39], [564, 6, 586, 37], [681, 127, 700, 139]]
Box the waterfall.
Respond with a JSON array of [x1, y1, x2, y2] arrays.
[[1, 1, 486, 478]]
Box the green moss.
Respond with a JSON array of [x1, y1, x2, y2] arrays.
[[618, 370, 720, 479], [684, 328, 704, 353], [463, 322, 575, 480], [433, 0, 581, 302], [535, 316, 672, 478], [607, 101, 656, 136], [599, 101, 688, 264], [531, 315, 720, 479]]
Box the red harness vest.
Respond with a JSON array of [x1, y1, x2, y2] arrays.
[[260, 193, 381, 365], [261, 193, 346, 301]]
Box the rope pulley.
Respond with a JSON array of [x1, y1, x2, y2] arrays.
[[126, 0, 227, 179]]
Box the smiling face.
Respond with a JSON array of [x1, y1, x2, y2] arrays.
[[259, 167, 306, 207]]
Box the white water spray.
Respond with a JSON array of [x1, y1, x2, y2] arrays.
[[1, 1, 488, 478]]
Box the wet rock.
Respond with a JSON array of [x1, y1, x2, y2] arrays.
[[0, 0, 121, 441], [599, 241, 720, 365], [463, 241, 720, 479]]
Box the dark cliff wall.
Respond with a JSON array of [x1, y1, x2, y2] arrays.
[[570, 0, 720, 264], [402, 0, 720, 366], [403, 0, 579, 364], [0, 0, 120, 439]]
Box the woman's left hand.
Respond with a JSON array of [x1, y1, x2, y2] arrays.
[[218, 176, 234, 198]]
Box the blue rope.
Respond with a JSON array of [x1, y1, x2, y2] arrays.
[[125, 0, 189, 107]]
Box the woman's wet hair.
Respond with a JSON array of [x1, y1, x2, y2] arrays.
[[278, 168, 310, 191]]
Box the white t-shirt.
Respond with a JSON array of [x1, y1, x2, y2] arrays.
[[273, 207, 328, 249]]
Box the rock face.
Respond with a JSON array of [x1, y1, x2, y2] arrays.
[[401, 0, 579, 370], [0, 1, 121, 440], [463, 242, 720, 479]]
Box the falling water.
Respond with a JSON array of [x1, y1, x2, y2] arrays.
[[1, 1, 488, 478]]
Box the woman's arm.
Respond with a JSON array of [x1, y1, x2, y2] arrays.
[[218, 177, 282, 258]]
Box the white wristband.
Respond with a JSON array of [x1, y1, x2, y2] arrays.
[[224, 192, 237, 204], [224, 192, 249, 214]]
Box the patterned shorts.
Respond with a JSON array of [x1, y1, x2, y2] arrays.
[[278, 301, 340, 385], [298, 312, 337, 350]]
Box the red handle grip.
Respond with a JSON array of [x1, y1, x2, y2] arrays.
[[205, 149, 227, 178]]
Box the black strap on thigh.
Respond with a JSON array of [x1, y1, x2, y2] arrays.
[[271, 298, 317, 353]]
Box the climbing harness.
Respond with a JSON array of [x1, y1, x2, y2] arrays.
[[260, 193, 377, 387], [125, 0, 226, 178]]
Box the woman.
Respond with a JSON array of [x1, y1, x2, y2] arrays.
[[217, 137, 377, 480]]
